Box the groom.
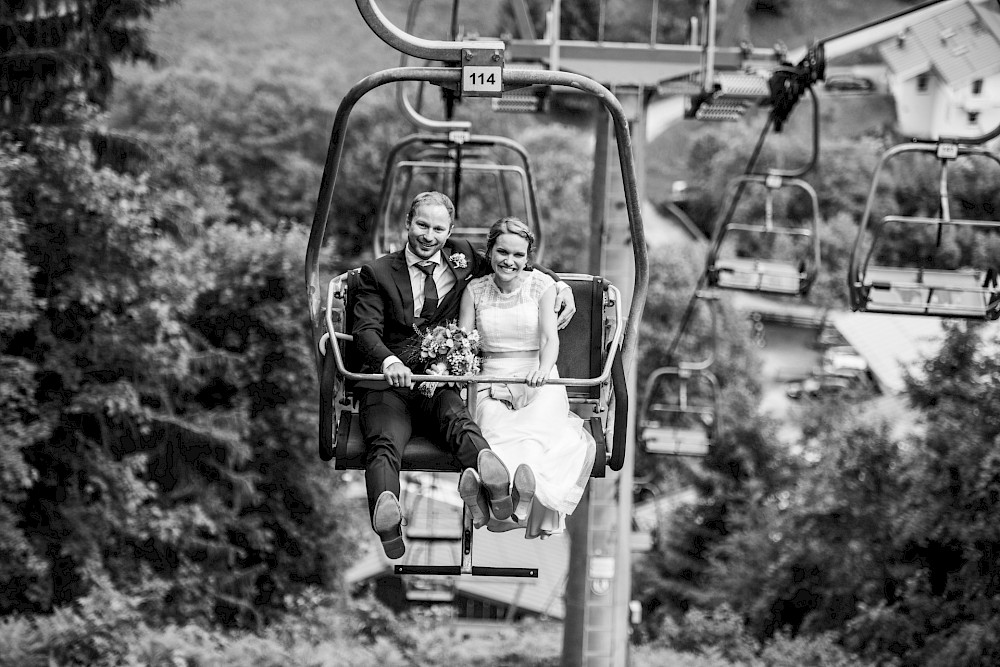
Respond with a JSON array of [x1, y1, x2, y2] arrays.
[[352, 191, 575, 559]]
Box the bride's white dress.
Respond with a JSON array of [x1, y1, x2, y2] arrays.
[[468, 271, 596, 538]]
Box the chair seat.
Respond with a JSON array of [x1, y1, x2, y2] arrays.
[[862, 266, 997, 318], [335, 412, 462, 472], [641, 426, 710, 457], [336, 410, 607, 475], [711, 258, 805, 295]]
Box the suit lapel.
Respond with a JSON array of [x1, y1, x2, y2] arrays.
[[389, 251, 414, 325]]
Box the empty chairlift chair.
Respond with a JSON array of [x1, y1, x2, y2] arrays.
[[848, 141, 1000, 320], [639, 365, 719, 457], [706, 172, 821, 296], [639, 291, 720, 457]]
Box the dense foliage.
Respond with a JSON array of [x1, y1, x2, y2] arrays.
[[0, 101, 356, 630]]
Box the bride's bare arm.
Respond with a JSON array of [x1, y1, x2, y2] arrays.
[[527, 284, 559, 387], [459, 288, 475, 332]]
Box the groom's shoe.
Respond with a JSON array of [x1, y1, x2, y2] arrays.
[[458, 469, 491, 529], [511, 464, 535, 523], [372, 491, 405, 559], [477, 450, 513, 520]]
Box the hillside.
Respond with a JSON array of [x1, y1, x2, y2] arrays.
[[131, 0, 907, 97], [122, 0, 902, 218]]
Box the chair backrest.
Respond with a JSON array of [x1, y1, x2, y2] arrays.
[[342, 269, 364, 376], [340, 270, 609, 391], [556, 275, 608, 400]]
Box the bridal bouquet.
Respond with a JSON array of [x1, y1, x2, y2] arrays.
[[409, 321, 483, 397]]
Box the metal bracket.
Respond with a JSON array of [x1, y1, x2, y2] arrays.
[[460, 46, 505, 98]]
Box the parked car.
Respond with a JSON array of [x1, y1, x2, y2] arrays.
[[785, 371, 873, 400], [824, 75, 875, 93], [822, 346, 868, 375]]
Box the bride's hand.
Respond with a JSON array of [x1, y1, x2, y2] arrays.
[[525, 368, 550, 387]]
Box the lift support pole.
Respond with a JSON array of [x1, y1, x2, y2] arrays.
[[563, 87, 646, 667]]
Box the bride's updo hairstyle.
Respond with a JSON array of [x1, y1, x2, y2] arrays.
[[485, 216, 535, 258]]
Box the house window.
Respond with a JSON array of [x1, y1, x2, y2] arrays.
[[968, 111, 979, 125], [916, 74, 929, 92], [972, 79, 983, 95]]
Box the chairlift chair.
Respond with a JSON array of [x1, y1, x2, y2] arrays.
[[703, 84, 823, 297], [318, 270, 625, 576], [705, 172, 822, 296], [640, 291, 720, 457], [848, 140, 1000, 320], [306, 0, 647, 577], [639, 365, 719, 457]]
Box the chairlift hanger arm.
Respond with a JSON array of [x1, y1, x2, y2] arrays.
[[799, 0, 977, 63], [356, 0, 505, 63], [396, 0, 471, 133], [937, 119, 1000, 146]]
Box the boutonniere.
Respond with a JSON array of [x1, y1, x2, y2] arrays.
[[449, 253, 468, 269]]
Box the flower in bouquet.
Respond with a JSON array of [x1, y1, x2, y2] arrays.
[[411, 321, 482, 397]]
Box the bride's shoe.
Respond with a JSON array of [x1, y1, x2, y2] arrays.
[[511, 464, 535, 523], [458, 468, 490, 529]]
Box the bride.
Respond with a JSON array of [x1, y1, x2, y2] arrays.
[[457, 217, 596, 538]]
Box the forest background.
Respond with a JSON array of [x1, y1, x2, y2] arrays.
[[2, 0, 1000, 665]]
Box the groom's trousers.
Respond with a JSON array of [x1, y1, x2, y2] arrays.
[[359, 385, 490, 520]]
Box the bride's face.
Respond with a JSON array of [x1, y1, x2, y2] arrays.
[[489, 232, 529, 287]]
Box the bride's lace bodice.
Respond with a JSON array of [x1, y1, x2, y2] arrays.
[[467, 271, 556, 353]]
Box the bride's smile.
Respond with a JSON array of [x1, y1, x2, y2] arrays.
[[489, 232, 530, 291]]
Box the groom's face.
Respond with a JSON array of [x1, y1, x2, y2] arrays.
[[405, 203, 453, 260]]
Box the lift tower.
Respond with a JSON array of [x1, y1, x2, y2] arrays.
[[503, 2, 777, 664]]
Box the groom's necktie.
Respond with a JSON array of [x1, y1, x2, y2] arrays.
[[417, 261, 438, 318]]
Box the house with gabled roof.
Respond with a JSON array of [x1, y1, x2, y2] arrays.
[[878, 0, 1000, 142]]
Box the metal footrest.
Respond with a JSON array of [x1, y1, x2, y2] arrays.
[[694, 100, 749, 122], [715, 73, 771, 100], [395, 565, 461, 575], [394, 565, 538, 577], [492, 93, 544, 113]]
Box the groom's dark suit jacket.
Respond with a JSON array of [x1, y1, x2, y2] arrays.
[[352, 238, 490, 384]]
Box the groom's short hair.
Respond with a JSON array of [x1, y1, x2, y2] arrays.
[[406, 191, 455, 226]]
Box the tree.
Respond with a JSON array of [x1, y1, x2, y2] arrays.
[[1, 0, 177, 125], [845, 323, 1000, 665]]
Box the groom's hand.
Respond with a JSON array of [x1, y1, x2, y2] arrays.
[[384, 362, 413, 388], [554, 285, 576, 330]]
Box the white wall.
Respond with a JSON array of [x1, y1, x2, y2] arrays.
[[891, 71, 1000, 141]]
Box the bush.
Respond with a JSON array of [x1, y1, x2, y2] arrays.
[[0, 583, 143, 667], [657, 604, 759, 663], [760, 631, 875, 667]]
